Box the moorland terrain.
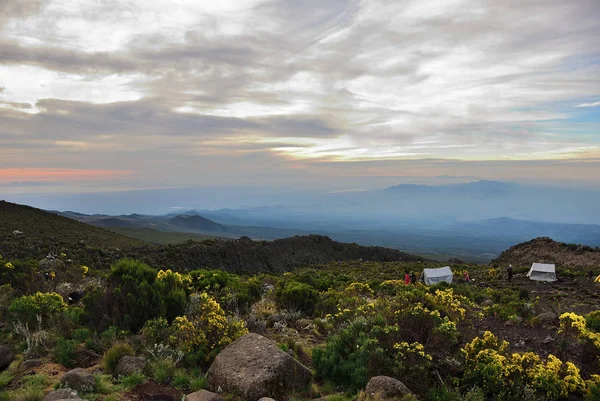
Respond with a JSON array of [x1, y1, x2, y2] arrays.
[[0, 201, 599, 401]]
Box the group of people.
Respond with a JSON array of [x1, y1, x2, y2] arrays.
[[404, 271, 418, 284]]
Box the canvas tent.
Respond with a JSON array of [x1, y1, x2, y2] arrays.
[[421, 266, 453, 285], [527, 263, 557, 282]]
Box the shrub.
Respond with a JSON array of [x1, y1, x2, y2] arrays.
[[108, 259, 163, 332], [190, 375, 208, 392], [9, 292, 67, 329], [52, 338, 79, 368], [103, 342, 134, 375], [313, 317, 389, 392], [276, 281, 319, 314], [586, 310, 600, 332]]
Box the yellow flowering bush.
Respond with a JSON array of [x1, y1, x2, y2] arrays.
[[463, 331, 588, 399], [81, 265, 89, 278], [560, 312, 600, 349], [157, 269, 192, 287], [425, 288, 472, 322], [4, 262, 14, 269]]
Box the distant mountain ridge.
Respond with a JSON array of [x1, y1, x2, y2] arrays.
[[492, 237, 600, 268], [169, 215, 225, 232]]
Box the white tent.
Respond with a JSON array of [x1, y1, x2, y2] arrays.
[[527, 263, 557, 282], [422, 266, 453, 285]]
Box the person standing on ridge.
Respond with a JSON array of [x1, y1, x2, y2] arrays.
[[464, 271, 470, 283], [405, 272, 410, 285], [410, 271, 417, 284], [507, 264, 514, 283]]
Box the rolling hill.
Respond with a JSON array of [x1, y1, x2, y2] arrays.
[[492, 237, 600, 268]]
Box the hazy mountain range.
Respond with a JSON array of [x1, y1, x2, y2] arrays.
[[46, 179, 600, 263]]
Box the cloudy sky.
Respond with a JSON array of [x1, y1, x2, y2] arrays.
[[1, 0, 599, 197]]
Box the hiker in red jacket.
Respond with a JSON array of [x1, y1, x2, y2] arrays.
[[405, 272, 410, 285]]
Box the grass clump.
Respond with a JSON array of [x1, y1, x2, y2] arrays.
[[148, 358, 176, 384], [102, 342, 134, 375], [119, 372, 146, 389]]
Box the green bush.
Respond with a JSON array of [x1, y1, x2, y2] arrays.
[[51, 338, 79, 368], [276, 281, 319, 314], [586, 310, 600, 332], [313, 317, 389, 392], [102, 342, 134, 375], [72, 328, 92, 343]]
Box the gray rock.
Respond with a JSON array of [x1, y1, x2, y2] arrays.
[[186, 389, 224, 401], [207, 333, 312, 400], [60, 368, 95, 393], [365, 376, 412, 400], [42, 388, 82, 401], [536, 312, 558, 326], [22, 359, 44, 370], [114, 356, 147, 377], [258, 398, 277, 401], [0, 345, 14, 371], [481, 299, 494, 307], [542, 335, 555, 345]]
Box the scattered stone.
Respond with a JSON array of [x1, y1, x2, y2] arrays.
[[207, 333, 312, 401], [536, 312, 559, 326], [60, 368, 95, 393], [186, 389, 224, 401], [542, 335, 555, 345], [42, 388, 82, 401], [365, 376, 412, 400], [114, 356, 147, 377], [258, 398, 277, 401], [0, 345, 14, 371], [481, 299, 494, 307], [22, 359, 44, 370], [504, 316, 523, 327]]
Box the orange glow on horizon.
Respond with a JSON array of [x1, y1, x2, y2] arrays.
[[0, 168, 135, 182]]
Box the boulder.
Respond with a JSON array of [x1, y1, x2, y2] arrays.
[[536, 312, 559, 326], [42, 388, 83, 401], [114, 356, 147, 377], [481, 299, 494, 307], [60, 368, 95, 393], [365, 376, 412, 399], [0, 345, 14, 371], [207, 333, 312, 400], [186, 390, 224, 401], [258, 398, 277, 401]]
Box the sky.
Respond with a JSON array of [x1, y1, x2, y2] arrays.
[[1, 0, 600, 198]]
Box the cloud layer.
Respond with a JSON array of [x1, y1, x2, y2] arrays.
[[1, 0, 599, 193]]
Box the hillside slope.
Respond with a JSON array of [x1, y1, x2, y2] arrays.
[[168, 215, 225, 232], [0, 200, 143, 260], [492, 237, 600, 268]]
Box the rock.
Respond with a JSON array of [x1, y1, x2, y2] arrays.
[[258, 398, 277, 401], [60, 368, 96, 393], [536, 312, 559, 326], [504, 317, 523, 327], [0, 345, 14, 371], [542, 335, 555, 345], [22, 359, 44, 370], [207, 333, 312, 400], [365, 376, 412, 399], [481, 299, 494, 307], [42, 388, 83, 401], [186, 390, 224, 401], [114, 356, 147, 377]]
